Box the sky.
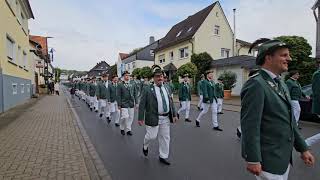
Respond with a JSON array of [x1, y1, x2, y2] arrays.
[[28, 0, 317, 71]]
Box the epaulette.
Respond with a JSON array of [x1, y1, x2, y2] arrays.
[[249, 73, 259, 79]]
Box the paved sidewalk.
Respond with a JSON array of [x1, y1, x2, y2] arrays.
[[0, 93, 110, 179]]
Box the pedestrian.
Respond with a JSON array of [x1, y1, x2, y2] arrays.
[[138, 65, 178, 165], [195, 71, 222, 131], [70, 84, 75, 99], [197, 74, 205, 111], [177, 74, 192, 122], [109, 75, 120, 126], [93, 78, 99, 112], [216, 77, 224, 114], [96, 73, 111, 121], [117, 71, 137, 136], [241, 38, 315, 180], [54, 81, 60, 95], [312, 61, 320, 115], [89, 77, 97, 111], [285, 70, 309, 126]]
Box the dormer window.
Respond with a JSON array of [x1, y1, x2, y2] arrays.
[[176, 30, 182, 37], [187, 27, 193, 32]]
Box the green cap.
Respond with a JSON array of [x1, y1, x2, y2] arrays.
[[152, 65, 164, 76], [256, 39, 289, 65]]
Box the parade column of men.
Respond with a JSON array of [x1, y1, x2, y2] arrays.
[[216, 77, 224, 114]]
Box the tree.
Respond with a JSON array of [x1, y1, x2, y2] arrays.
[[109, 64, 117, 77], [218, 71, 237, 91], [177, 62, 198, 78], [55, 67, 61, 82], [191, 52, 214, 84], [139, 66, 153, 79], [275, 36, 316, 86], [132, 68, 141, 78]]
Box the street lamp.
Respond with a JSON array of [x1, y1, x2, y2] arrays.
[[312, 0, 320, 61]]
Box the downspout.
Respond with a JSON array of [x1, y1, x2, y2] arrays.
[[189, 39, 194, 54]]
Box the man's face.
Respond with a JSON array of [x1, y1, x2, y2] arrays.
[[265, 48, 291, 74], [154, 74, 164, 85], [102, 76, 108, 81], [292, 73, 300, 80], [124, 74, 130, 81], [184, 77, 189, 82], [207, 72, 213, 80], [113, 77, 118, 83]]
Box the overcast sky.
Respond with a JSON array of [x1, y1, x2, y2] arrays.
[[29, 0, 317, 71]]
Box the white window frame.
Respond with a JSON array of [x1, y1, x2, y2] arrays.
[[187, 27, 193, 33], [176, 30, 182, 37], [221, 48, 230, 58], [6, 35, 15, 61], [132, 62, 136, 69], [214, 25, 220, 35], [179, 47, 189, 59], [26, 84, 30, 93], [12, 83, 18, 95], [159, 54, 165, 64], [21, 84, 24, 93], [169, 51, 174, 61]]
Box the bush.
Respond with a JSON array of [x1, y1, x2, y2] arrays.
[[176, 62, 198, 78], [219, 71, 237, 90]]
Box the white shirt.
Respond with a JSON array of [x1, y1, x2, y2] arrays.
[[104, 81, 108, 88], [154, 84, 170, 115], [261, 68, 278, 80]]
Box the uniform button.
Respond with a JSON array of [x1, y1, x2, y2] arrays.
[[288, 138, 292, 142]]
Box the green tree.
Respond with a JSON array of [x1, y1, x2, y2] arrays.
[[218, 71, 237, 90], [132, 68, 141, 78], [177, 62, 198, 78], [109, 64, 117, 77], [191, 52, 213, 76], [139, 66, 153, 79], [275, 36, 316, 86], [55, 67, 61, 82]]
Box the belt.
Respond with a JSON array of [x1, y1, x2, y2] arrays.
[[158, 112, 169, 116]]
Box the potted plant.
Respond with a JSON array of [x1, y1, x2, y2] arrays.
[[218, 71, 237, 99], [38, 84, 47, 94]]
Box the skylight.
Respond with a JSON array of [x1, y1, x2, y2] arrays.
[[176, 30, 182, 37], [187, 27, 193, 32]]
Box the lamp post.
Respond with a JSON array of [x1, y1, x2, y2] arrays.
[[312, 0, 320, 61]]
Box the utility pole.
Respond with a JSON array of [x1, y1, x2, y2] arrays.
[[313, 1, 320, 62], [233, 8, 236, 57]]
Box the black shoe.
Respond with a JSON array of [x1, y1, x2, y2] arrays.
[[196, 120, 200, 127], [218, 112, 224, 114], [120, 130, 125, 135], [142, 147, 148, 156], [127, 131, 133, 136], [213, 127, 223, 131], [197, 107, 201, 110], [115, 123, 120, 127], [159, 157, 171, 165], [90, 108, 93, 111], [99, 114, 103, 118], [298, 126, 302, 130], [95, 110, 98, 113], [107, 117, 111, 124], [185, 119, 191, 122], [177, 113, 180, 119]]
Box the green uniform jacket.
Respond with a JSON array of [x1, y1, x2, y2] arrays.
[[240, 70, 308, 175], [312, 70, 320, 114], [138, 84, 177, 126], [96, 81, 109, 100], [215, 82, 224, 98], [108, 83, 118, 103], [117, 81, 137, 108], [89, 83, 96, 97], [178, 82, 191, 101], [285, 78, 304, 101], [85, 83, 90, 95], [197, 80, 204, 96], [202, 80, 217, 103]]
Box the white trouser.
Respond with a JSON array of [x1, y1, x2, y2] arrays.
[[120, 108, 135, 132], [178, 101, 191, 119], [196, 101, 218, 127], [110, 102, 120, 124], [217, 98, 223, 113], [290, 100, 301, 123], [198, 95, 203, 108], [305, 133, 320, 146], [89, 96, 95, 108], [256, 165, 290, 180], [99, 99, 110, 117], [94, 96, 99, 110], [81, 91, 86, 100], [143, 116, 170, 159]]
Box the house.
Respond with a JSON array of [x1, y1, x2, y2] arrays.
[[87, 61, 110, 78], [154, 1, 252, 78], [0, 0, 34, 113], [117, 53, 128, 78], [29, 38, 45, 94], [118, 36, 159, 76]]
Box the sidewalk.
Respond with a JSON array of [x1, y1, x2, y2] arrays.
[[0, 93, 110, 179], [173, 94, 241, 112]]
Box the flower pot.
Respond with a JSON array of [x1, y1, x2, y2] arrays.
[[39, 87, 47, 94], [224, 90, 232, 100]]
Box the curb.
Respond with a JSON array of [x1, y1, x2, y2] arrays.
[[66, 93, 112, 180]]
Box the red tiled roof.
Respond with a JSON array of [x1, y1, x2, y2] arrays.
[[119, 53, 129, 60], [29, 35, 48, 57]]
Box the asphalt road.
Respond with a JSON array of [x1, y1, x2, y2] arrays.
[[67, 94, 320, 180]]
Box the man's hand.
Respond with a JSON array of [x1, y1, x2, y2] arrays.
[[135, 104, 139, 110], [246, 163, 262, 176], [306, 96, 311, 100], [138, 120, 144, 126], [301, 151, 315, 166], [172, 117, 178, 123]]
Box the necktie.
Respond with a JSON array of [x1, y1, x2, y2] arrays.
[[274, 77, 284, 94], [158, 85, 168, 112]]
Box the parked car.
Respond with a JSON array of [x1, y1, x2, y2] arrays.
[[299, 84, 320, 123]]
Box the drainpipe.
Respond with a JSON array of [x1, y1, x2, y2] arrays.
[[189, 39, 194, 54], [233, 8, 236, 57]]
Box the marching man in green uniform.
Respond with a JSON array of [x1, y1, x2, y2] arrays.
[[108, 75, 120, 126], [196, 71, 222, 131], [197, 74, 205, 110], [241, 38, 314, 180], [89, 77, 97, 111], [96, 73, 111, 121], [177, 74, 192, 122], [138, 65, 178, 165], [285, 70, 308, 126], [216, 77, 224, 114], [117, 71, 137, 136], [85, 78, 91, 106]]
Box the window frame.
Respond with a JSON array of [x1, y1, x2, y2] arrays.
[[214, 25, 220, 35], [21, 84, 25, 93], [6, 35, 15, 61], [12, 83, 18, 95], [159, 54, 165, 64], [179, 47, 189, 59]]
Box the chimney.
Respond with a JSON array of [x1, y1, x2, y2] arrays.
[[149, 36, 155, 45]]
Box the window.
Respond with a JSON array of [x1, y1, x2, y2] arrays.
[[159, 54, 165, 64], [21, 84, 24, 93], [176, 30, 182, 37], [6, 36, 15, 61], [150, 50, 154, 56], [221, 48, 230, 58], [26, 84, 30, 93], [12, 83, 18, 95], [214, 25, 220, 35], [169, 51, 174, 61], [179, 47, 189, 59], [23, 51, 27, 69], [187, 27, 193, 33], [16, 0, 21, 23], [17, 46, 21, 65]]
